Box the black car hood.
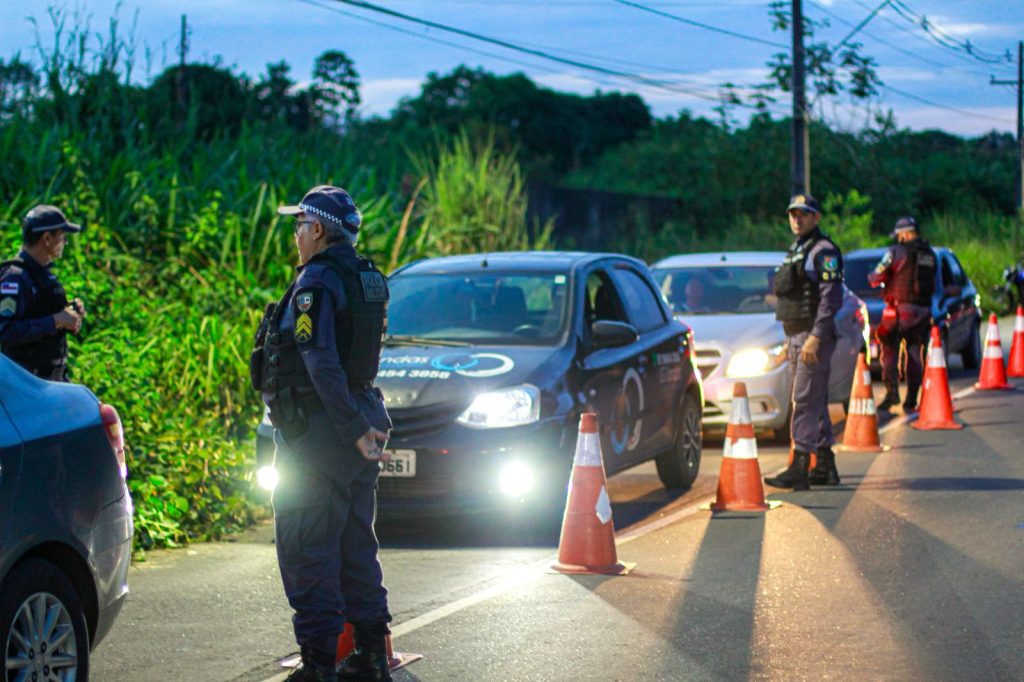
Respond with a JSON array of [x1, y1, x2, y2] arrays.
[[377, 345, 561, 410]]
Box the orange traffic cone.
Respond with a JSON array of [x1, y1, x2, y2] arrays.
[[385, 635, 423, 672], [839, 352, 887, 452], [974, 313, 1013, 390], [551, 413, 634, 575], [335, 623, 356, 668], [1008, 305, 1024, 378], [709, 382, 778, 511], [912, 326, 963, 430]]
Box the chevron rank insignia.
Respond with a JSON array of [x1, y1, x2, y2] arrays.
[[295, 313, 313, 344], [0, 297, 15, 317]]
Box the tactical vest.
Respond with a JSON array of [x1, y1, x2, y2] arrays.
[[0, 257, 68, 380], [774, 230, 825, 335], [890, 238, 936, 307], [251, 251, 389, 398]]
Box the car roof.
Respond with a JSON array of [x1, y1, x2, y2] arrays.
[[392, 251, 648, 276], [846, 245, 953, 260], [651, 251, 787, 269]]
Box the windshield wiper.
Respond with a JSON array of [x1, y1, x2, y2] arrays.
[[383, 334, 473, 348]]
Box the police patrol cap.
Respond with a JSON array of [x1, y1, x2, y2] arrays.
[[786, 194, 821, 214], [893, 215, 918, 235], [23, 205, 82, 237], [278, 185, 362, 234]]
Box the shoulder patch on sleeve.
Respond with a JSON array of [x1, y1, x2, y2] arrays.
[[0, 297, 16, 317], [815, 248, 844, 282], [292, 286, 322, 345], [0, 280, 19, 295]]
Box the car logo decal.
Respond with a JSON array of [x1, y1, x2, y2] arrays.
[[610, 367, 645, 455], [432, 353, 515, 378]]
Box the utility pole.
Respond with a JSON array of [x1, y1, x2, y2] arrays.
[[791, 0, 810, 197], [991, 40, 1023, 254]]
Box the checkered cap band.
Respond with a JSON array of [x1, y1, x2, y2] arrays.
[[299, 202, 362, 233]]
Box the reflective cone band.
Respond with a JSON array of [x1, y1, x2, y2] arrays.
[[710, 382, 773, 511], [974, 313, 1013, 390], [912, 326, 963, 430], [552, 413, 633, 575], [1008, 306, 1024, 378], [840, 352, 886, 452]]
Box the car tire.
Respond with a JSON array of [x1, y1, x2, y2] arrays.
[[1, 559, 90, 682], [961, 319, 982, 370], [656, 392, 702, 490]]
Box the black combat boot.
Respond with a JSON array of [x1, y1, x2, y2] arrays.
[[339, 622, 393, 682], [764, 449, 810, 490], [807, 446, 840, 486], [287, 644, 339, 682], [877, 377, 900, 412]]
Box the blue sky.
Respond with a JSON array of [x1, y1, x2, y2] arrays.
[[2, 1, 1021, 136]]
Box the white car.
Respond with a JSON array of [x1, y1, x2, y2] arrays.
[[650, 252, 869, 441]]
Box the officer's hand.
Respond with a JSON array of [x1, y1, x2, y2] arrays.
[[54, 307, 83, 334], [72, 298, 87, 318], [800, 334, 820, 364], [356, 428, 391, 462]]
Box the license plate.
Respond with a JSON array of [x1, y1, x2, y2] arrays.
[[379, 450, 416, 477]]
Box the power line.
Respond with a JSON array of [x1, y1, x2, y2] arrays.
[[876, 82, 1014, 125], [834, 0, 890, 50], [888, 0, 1010, 65], [319, 0, 780, 108], [611, 0, 787, 49]]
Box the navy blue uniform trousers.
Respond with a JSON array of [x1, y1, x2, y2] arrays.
[[272, 396, 391, 651], [788, 329, 837, 453]]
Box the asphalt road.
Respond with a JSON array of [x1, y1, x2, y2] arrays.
[[91, 323, 1024, 681]]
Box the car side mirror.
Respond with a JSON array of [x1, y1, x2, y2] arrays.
[[943, 284, 962, 299], [590, 320, 639, 350]]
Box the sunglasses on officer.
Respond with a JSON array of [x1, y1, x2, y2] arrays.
[[293, 218, 316, 235]]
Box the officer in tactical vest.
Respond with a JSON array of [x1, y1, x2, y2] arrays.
[[765, 194, 844, 490], [868, 216, 936, 413], [251, 186, 393, 682], [0, 205, 85, 381]]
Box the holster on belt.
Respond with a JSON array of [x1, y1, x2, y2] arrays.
[[266, 387, 309, 441]]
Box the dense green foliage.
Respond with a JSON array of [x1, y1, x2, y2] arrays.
[[0, 11, 1018, 550]]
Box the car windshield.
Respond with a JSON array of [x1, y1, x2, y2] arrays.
[[844, 256, 884, 299], [652, 265, 779, 315], [387, 271, 570, 345]]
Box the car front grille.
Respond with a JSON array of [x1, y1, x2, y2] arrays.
[[694, 349, 722, 380], [387, 401, 467, 439], [377, 469, 452, 500]]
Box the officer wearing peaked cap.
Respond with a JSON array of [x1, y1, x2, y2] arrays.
[[0, 205, 86, 381], [766, 194, 843, 490], [868, 216, 936, 413], [250, 185, 394, 681]]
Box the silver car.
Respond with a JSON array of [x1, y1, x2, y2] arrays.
[[650, 252, 868, 441]]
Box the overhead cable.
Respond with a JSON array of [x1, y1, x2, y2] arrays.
[[612, 0, 787, 49]]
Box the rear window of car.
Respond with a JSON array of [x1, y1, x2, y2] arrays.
[[844, 256, 883, 299], [652, 266, 779, 314], [387, 271, 570, 345]]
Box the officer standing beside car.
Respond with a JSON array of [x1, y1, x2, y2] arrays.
[[765, 194, 843, 490], [868, 216, 936, 413], [251, 185, 394, 682], [0, 204, 85, 381]]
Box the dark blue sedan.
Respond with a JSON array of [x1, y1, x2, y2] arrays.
[[845, 246, 982, 369], [1, 357, 133, 681], [373, 251, 704, 517]]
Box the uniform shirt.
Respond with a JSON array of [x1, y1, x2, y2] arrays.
[[272, 243, 388, 444], [799, 230, 844, 339], [868, 242, 930, 325], [0, 250, 60, 351]]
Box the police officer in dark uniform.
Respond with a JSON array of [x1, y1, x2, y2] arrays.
[[0, 205, 85, 380], [251, 186, 393, 682], [765, 194, 844, 490], [868, 216, 936, 413]]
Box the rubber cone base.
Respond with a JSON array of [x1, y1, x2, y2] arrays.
[[974, 380, 1013, 391], [550, 560, 636, 575], [700, 500, 782, 512], [911, 418, 963, 430]]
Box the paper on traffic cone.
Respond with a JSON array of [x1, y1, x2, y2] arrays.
[[839, 352, 887, 452], [1008, 306, 1024, 378], [385, 634, 423, 672], [551, 413, 634, 575], [709, 382, 778, 511], [912, 326, 963, 430], [974, 313, 1013, 390]]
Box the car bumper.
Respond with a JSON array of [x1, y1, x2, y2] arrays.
[[91, 491, 133, 648], [699, 365, 790, 432], [376, 416, 572, 518]]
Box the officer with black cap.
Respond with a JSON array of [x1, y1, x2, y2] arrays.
[[0, 204, 86, 380], [765, 194, 844, 490], [251, 185, 393, 681], [868, 216, 936, 413]]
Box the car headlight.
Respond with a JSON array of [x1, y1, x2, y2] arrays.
[[498, 460, 536, 497], [456, 384, 540, 429], [726, 344, 787, 378]]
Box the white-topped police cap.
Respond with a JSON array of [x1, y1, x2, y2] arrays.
[[278, 185, 362, 234], [23, 205, 81, 237]]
